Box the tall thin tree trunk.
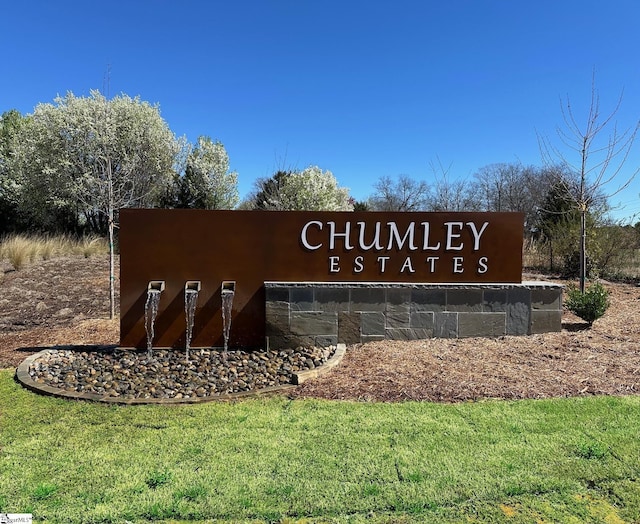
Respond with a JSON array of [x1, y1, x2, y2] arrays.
[[579, 136, 587, 293], [109, 213, 115, 320], [580, 208, 587, 293], [107, 158, 115, 320]]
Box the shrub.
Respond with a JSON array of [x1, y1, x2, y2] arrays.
[[565, 281, 610, 325], [562, 251, 594, 279]]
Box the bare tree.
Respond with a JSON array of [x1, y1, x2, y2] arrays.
[[368, 174, 430, 211], [426, 158, 477, 212], [539, 76, 640, 291], [472, 163, 534, 213]]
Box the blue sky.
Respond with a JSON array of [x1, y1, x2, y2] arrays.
[[2, 0, 639, 220]]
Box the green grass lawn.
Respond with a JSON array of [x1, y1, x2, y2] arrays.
[[1, 368, 640, 523]]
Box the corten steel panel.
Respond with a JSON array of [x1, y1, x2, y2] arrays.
[[119, 209, 524, 349]]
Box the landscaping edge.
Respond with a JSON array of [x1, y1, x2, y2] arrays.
[[14, 344, 347, 405]]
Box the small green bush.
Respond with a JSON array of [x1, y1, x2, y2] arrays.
[[565, 281, 610, 325]]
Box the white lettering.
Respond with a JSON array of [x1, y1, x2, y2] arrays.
[[426, 256, 439, 272], [477, 256, 488, 274], [445, 222, 464, 251], [377, 256, 390, 272], [301, 220, 496, 281], [400, 256, 415, 273], [301, 221, 323, 250], [357, 221, 383, 250], [354, 255, 364, 273], [467, 221, 489, 251], [421, 222, 441, 250], [387, 222, 417, 250], [328, 221, 353, 250]]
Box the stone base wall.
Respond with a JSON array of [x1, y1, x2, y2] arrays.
[[264, 282, 563, 349]]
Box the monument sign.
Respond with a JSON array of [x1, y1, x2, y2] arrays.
[[120, 209, 527, 349]]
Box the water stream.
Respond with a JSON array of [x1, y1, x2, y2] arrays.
[[184, 288, 199, 361], [221, 288, 235, 359], [144, 289, 162, 359]]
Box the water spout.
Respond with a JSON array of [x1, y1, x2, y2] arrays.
[[184, 281, 201, 361], [221, 281, 235, 359], [145, 281, 165, 359]]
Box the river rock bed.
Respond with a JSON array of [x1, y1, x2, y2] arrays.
[[27, 346, 335, 400]]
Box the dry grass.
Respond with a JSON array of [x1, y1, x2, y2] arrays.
[[522, 238, 549, 270], [523, 238, 640, 280], [0, 235, 38, 269], [0, 234, 108, 270], [612, 248, 640, 279]]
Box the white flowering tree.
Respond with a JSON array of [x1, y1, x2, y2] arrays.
[[0, 109, 27, 231], [169, 136, 239, 209], [251, 166, 352, 211], [10, 90, 180, 317]]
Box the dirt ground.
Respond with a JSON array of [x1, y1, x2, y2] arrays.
[[1, 255, 639, 402]]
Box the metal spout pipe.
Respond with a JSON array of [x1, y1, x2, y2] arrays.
[[147, 280, 165, 292], [221, 280, 235, 293], [185, 280, 201, 292]]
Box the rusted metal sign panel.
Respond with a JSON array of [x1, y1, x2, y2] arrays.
[[119, 209, 523, 349]]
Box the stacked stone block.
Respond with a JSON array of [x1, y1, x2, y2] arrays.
[[265, 282, 563, 349]]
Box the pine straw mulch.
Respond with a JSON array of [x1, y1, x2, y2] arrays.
[[1, 255, 639, 403], [292, 282, 640, 402]]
